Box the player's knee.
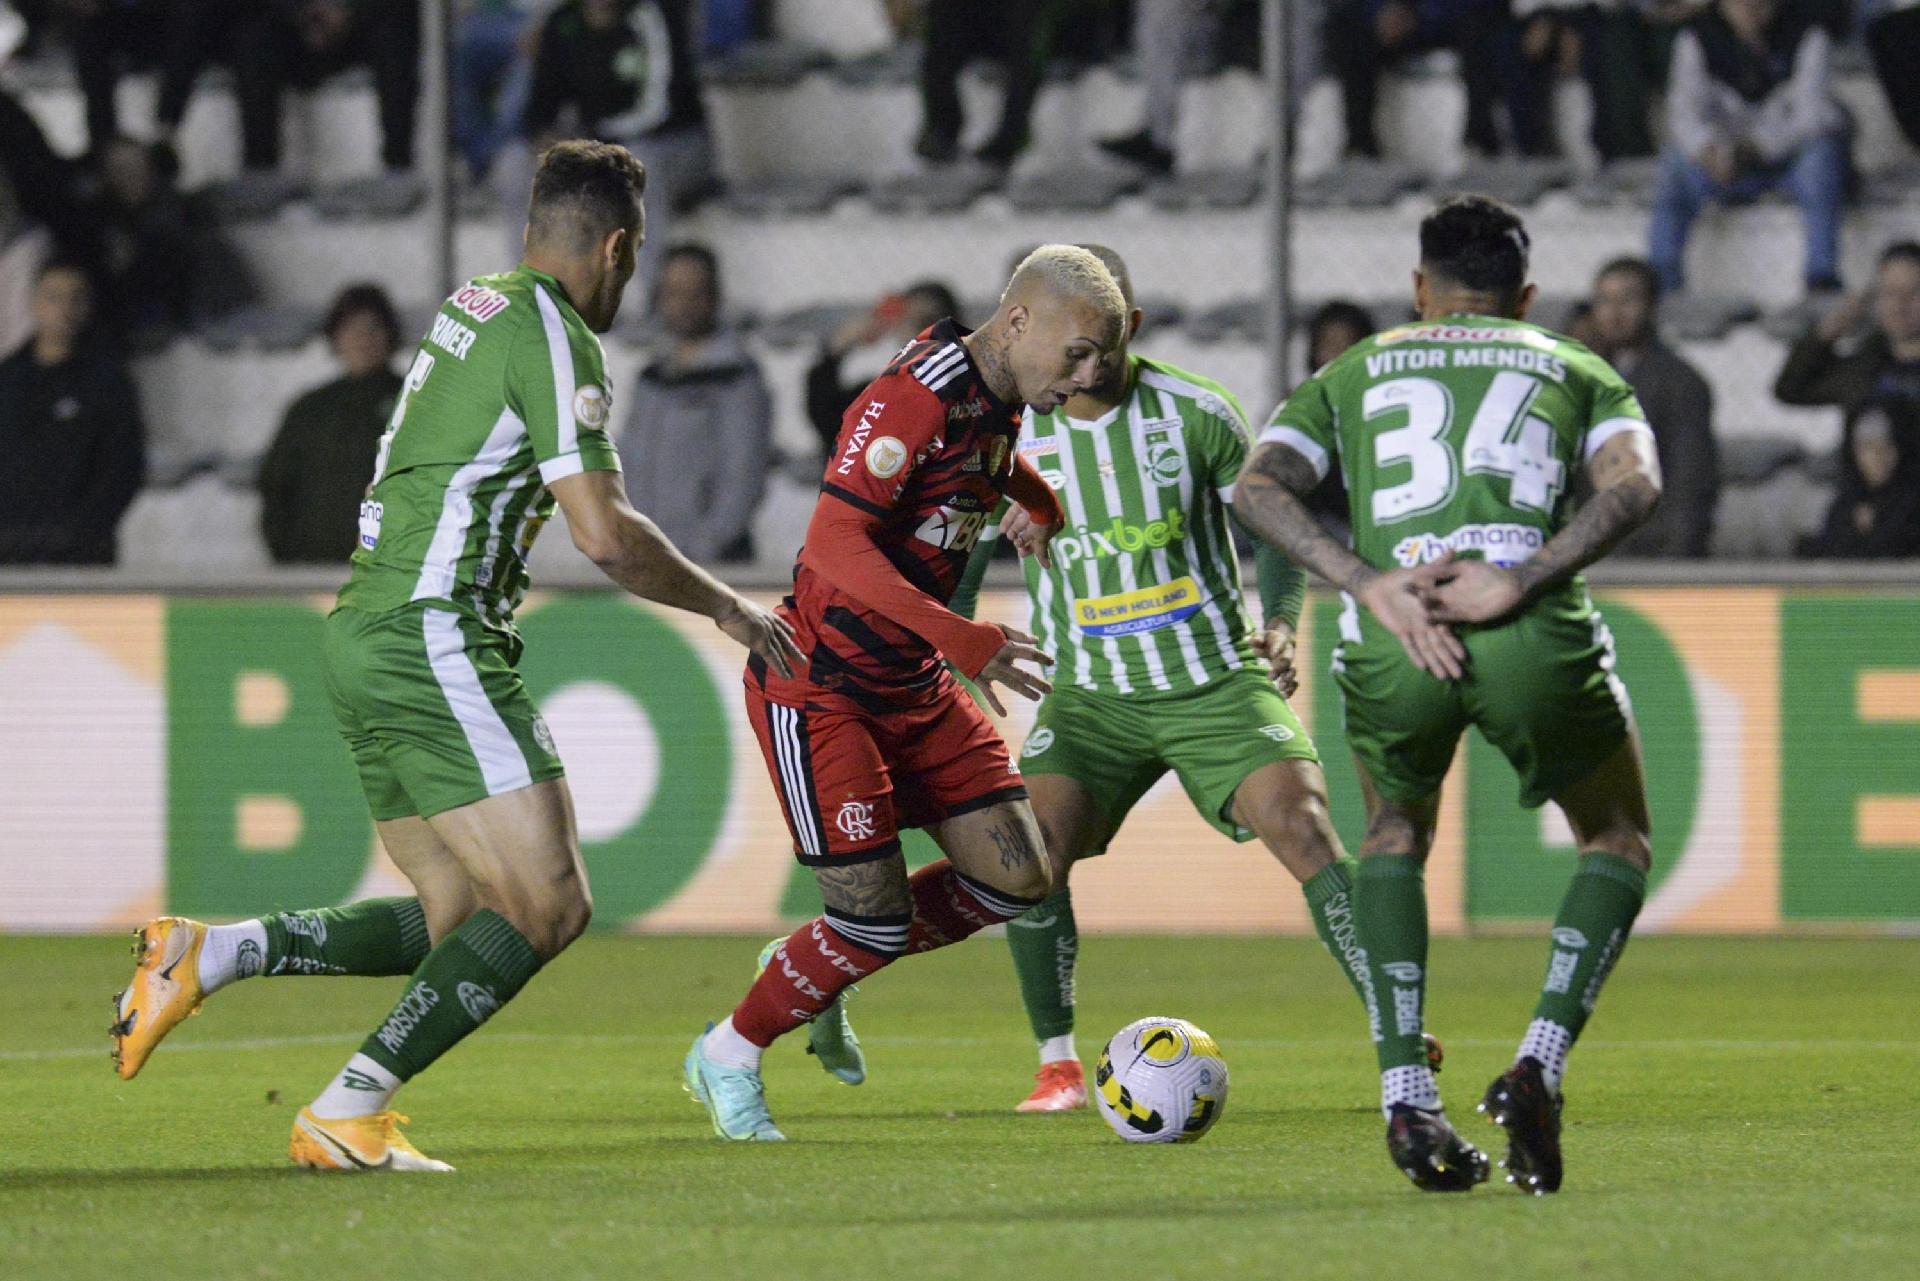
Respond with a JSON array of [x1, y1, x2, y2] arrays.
[[998, 857, 1053, 903], [1250, 791, 1338, 867], [1584, 828, 1652, 873], [480, 879, 590, 960]]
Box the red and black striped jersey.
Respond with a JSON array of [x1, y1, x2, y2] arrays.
[[776, 319, 1023, 703]]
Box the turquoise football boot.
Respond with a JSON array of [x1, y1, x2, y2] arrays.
[[683, 1024, 785, 1142]]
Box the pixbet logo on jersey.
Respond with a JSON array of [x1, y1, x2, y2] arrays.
[[1050, 510, 1187, 569]]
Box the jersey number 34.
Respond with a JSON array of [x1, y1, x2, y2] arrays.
[[1367, 371, 1567, 523]]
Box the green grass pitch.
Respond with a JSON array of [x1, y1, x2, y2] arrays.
[[4, 933, 1916, 1278]]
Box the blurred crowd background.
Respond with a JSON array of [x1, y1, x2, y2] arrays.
[[0, 0, 1916, 573]]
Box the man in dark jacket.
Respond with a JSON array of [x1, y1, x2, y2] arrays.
[[1587, 257, 1719, 557], [499, 0, 707, 284], [257, 284, 403, 563], [0, 260, 146, 564], [1775, 242, 1920, 432], [616, 244, 769, 563]]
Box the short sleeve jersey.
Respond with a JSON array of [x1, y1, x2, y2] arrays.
[[981, 355, 1261, 695], [1261, 314, 1650, 607], [786, 319, 1024, 700], [336, 266, 621, 632]]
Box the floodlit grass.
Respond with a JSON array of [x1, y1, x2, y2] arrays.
[[3, 934, 1915, 1279]]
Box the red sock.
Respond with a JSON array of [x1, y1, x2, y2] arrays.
[[729, 915, 901, 1047], [906, 859, 1042, 953]]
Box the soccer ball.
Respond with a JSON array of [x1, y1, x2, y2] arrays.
[[1093, 1016, 1229, 1145]]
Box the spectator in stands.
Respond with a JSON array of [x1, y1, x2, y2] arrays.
[[617, 244, 770, 564], [504, 0, 708, 285], [1585, 257, 1719, 557], [0, 259, 146, 564], [1508, 1, 1696, 162], [0, 81, 103, 278], [256, 284, 402, 564], [454, 0, 538, 182], [1866, 2, 1920, 153], [1648, 0, 1849, 297], [1097, 0, 1294, 175], [53, 0, 175, 160], [805, 281, 961, 461], [917, 0, 1060, 168], [1299, 300, 1377, 531], [1326, 0, 1543, 159], [155, 2, 420, 194], [96, 135, 256, 342], [1799, 393, 1920, 557], [1775, 242, 1920, 429]]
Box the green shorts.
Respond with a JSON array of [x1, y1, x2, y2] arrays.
[[324, 602, 565, 821], [1333, 590, 1632, 809], [1016, 666, 1319, 848]]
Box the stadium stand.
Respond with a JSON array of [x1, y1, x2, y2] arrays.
[[3, 0, 1915, 569]]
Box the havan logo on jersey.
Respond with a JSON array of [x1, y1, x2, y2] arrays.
[[1050, 510, 1187, 570], [1393, 522, 1544, 569]]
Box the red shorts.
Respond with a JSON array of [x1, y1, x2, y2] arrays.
[[744, 665, 1027, 865]]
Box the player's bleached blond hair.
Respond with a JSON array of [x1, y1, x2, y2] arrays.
[[1003, 244, 1128, 325]]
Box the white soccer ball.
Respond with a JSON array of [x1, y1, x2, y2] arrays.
[[1093, 1016, 1229, 1145]]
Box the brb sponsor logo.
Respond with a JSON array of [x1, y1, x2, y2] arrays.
[[913, 503, 988, 554], [1051, 510, 1187, 569], [836, 801, 877, 841], [1393, 523, 1543, 569]]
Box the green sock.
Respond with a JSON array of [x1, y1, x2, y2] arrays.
[[1302, 860, 1376, 1016], [1006, 889, 1078, 1043], [1521, 852, 1648, 1087], [1353, 854, 1430, 1072], [357, 909, 542, 1082], [263, 897, 431, 977]]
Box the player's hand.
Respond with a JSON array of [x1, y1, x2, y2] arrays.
[[1251, 618, 1299, 699], [1356, 560, 1467, 682], [999, 506, 1059, 569], [716, 595, 803, 678], [975, 625, 1054, 716], [1421, 559, 1527, 626]]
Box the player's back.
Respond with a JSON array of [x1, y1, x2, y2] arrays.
[[1269, 314, 1646, 603], [339, 267, 617, 632]]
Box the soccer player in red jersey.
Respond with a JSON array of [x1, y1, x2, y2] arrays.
[[684, 246, 1130, 1140]]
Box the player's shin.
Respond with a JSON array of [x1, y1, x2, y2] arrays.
[[1302, 860, 1377, 1016], [310, 908, 541, 1118], [720, 912, 910, 1059], [906, 859, 1045, 953], [1353, 854, 1438, 1114], [201, 898, 433, 994], [1520, 852, 1647, 1092], [1007, 888, 1078, 1061]]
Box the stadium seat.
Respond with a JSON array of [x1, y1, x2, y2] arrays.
[[1147, 169, 1264, 212], [1444, 157, 1576, 207], [1662, 294, 1761, 343], [193, 306, 323, 354], [1005, 168, 1141, 212], [867, 169, 1000, 215], [720, 174, 861, 216], [1184, 300, 1265, 345], [313, 172, 426, 221], [1291, 160, 1419, 210], [702, 39, 834, 90]]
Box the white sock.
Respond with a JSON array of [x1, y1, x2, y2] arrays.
[[1380, 1064, 1442, 1118], [1518, 1018, 1574, 1093], [1038, 1034, 1077, 1066], [309, 1053, 401, 1120], [196, 920, 268, 994], [702, 1017, 763, 1071]]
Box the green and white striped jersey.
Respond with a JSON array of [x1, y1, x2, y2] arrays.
[[336, 265, 621, 634], [982, 355, 1261, 695]]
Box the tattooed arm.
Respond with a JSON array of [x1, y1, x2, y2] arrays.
[[1426, 429, 1663, 625], [1234, 442, 1469, 680]]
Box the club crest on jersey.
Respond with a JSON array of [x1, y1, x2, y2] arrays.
[[866, 436, 908, 478], [573, 384, 610, 431], [1144, 439, 1184, 485], [836, 801, 877, 841]]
